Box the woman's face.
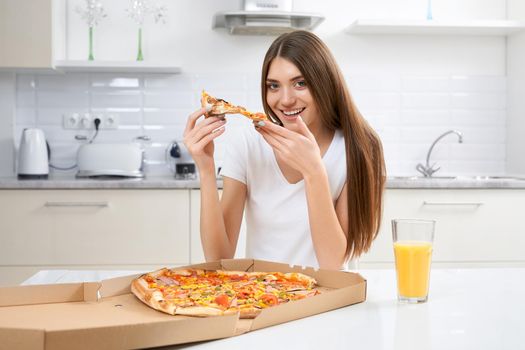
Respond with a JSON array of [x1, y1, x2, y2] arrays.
[[265, 57, 319, 129]]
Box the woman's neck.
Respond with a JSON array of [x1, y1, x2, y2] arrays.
[[308, 122, 334, 150]]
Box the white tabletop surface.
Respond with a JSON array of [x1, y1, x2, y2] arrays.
[[23, 268, 525, 350]]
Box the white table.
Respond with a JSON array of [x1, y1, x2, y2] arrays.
[[23, 268, 525, 350]]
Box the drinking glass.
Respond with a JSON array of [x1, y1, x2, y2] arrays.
[[392, 219, 435, 303]]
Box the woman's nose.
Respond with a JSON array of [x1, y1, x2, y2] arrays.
[[280, 88, 296, 106]]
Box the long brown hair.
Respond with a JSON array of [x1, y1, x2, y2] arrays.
[[261, 30, 386, 260]]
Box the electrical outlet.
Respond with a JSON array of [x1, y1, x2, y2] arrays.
[[63, 113, 80, 129], [103, 114, 119, 129], [80, 113, 92, 129], [90, 113, 119, 129], [62, 112, 120, 129]]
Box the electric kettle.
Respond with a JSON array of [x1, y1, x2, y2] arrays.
[[17, 128, 49, 179]]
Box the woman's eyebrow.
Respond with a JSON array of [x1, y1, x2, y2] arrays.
[[266, 75, 304, 82]]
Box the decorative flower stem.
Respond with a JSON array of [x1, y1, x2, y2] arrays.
[[76, 0, 106, 61], [127, 0, 166, 61], [88, 26, 94, 60], [137, 27, 144, 61]]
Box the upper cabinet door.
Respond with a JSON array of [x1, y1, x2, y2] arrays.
[[0, 0, 65, 69]]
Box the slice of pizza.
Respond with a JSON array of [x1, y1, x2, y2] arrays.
[[201, 90, 268, 122]]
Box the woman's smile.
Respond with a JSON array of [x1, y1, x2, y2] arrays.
[[281, 107, 306, 120]]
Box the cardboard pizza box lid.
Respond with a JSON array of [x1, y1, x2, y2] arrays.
[[0, 281, 240, 349], [0, 259, 366, 349]]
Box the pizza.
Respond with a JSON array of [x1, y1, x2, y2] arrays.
[[131, 268, 319, 318], [201, 90, 268, 121]]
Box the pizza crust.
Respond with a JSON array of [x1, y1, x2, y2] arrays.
[[283, 272, 317, 289], [238, 307, 262, 319], [131, 275, 174, 315], [201, 90, 268, 121], [174, 306, 225, 317]]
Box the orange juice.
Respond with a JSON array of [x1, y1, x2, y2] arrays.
[[394, 241, 433, 298]]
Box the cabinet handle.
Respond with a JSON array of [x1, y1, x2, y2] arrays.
[[423, 201, 484, 207], [44, 201, 109, 208]]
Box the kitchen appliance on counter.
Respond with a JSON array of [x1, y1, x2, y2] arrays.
[[166, 141, 197, 180], [17, 128, 49, 179], [76, 143, 145, 178], [175, 163, 197, 180]]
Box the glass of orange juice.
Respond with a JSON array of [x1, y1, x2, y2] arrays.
[[392, 219, 435, 303]]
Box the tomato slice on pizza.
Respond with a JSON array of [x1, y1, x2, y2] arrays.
[[201, 90, 268, 122]]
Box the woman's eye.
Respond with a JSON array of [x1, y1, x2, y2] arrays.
[[295, 80, 307, 88], [267, 83, 279, 90]]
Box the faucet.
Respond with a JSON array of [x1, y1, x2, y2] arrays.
[[416, 130, 463, 177]]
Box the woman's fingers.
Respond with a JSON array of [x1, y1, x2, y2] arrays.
[[184, 114, 226, 157], [295, 116, 316, 143], [184, 107, 207, 136], [185, 116, 224, 140], [194, 124, 226, 148], [191, 118, 226, 142], [257, 127, 286, 153]]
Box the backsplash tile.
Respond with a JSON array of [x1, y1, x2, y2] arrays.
[[143, 109, 191, 126], [13, 72, 507, 177], [91, 90, 142, 108], [38, 74, 90, 90], [90, 74, 141, 89], [16, 108, 36, 125], [401, 93, 450, 108], [402, 77, 449, 92], [143, 91, 194, 108], [38, 91, 89, 108], [144, 74, 192, 90], [450, 76, 506, 92], [450, 92, 506, 109]]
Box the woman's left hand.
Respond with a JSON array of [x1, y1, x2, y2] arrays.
[[255, 116, 323, 177]]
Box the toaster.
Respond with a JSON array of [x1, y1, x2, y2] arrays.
[[76, 143, 145, 178]]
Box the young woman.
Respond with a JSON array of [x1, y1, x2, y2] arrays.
[[184, 31, 385, 270]]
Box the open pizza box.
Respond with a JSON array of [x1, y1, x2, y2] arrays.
[[0, 259, 366, 349]]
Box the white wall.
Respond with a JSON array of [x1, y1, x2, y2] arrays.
[[1, 0, 513, 177], [507, 0, 525, 175]]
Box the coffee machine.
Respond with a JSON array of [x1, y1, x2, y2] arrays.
[[18, 128, 49, 179]]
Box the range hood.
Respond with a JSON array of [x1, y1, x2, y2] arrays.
[[213, 0, 324, 35]]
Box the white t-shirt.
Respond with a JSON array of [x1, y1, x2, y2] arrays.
[[220, 126, 347, 269]]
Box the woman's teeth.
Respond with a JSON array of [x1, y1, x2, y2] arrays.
[[282, 108, 304, 116]]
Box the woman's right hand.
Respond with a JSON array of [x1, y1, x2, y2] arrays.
[[183, 107, 226, 169]]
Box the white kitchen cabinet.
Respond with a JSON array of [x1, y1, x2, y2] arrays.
[[0, 189, 190, 286], [0, 0, 66, 69], [0, 0, 179, 72], [190, 189, 247, 264], [359, 189, 525, 267]]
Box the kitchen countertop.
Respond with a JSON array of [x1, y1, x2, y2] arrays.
[[1, 174, 525, 189], [0, 175, 206, 189], [23, 267, 524, 350]]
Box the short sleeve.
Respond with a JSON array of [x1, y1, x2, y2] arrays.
[[219, 127, 248, 184]]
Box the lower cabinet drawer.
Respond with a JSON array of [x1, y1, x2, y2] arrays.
[[0, 189, 190, 265], [360, 189, 525, 264]]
